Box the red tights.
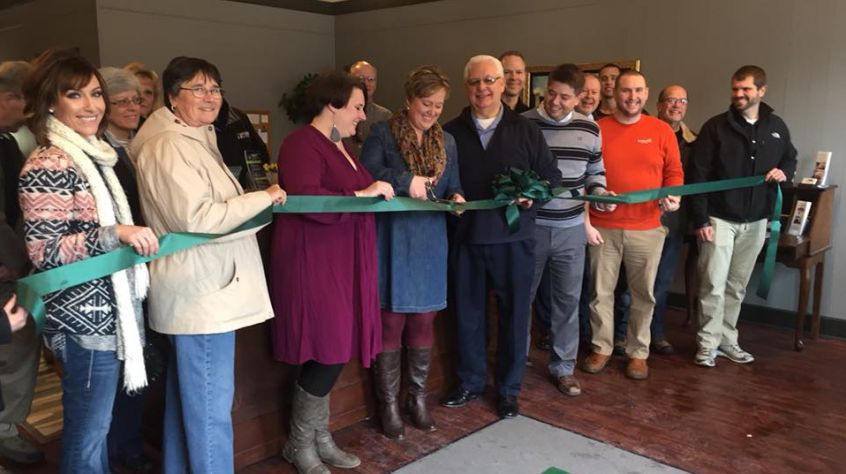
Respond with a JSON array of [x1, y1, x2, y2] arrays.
[[381, 310, 436, 351]]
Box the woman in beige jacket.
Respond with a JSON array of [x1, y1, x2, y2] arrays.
[[130, 56, 285, 474]]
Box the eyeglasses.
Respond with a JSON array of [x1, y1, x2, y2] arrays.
[[110, 96, 143, 108], [180, 86, 224, 98], [661, 97, 689, 105], [466, 76, 501, 87]]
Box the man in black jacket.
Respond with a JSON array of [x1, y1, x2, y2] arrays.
[[214, 99, 271, 191], [440, 55, 561, 418], [688, 65, 797, 368]]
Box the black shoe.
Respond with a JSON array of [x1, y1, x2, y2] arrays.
[[612, 338, 626, 356], [111, 453, 154, 473], [651, 338, 675, 355], [535, 333, 552, 351], [497, 395, 519, 419], [440, 387, 480, 408]]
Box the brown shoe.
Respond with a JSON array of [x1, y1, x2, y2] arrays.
[[625, 358, 649, 380], [555, 375, 582, 396], [580, 352, 610, 374]]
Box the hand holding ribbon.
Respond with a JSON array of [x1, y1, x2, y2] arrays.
[[491, 168, 553, 232]]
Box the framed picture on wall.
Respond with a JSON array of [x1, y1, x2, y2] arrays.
[[523, 59, 641, 110]]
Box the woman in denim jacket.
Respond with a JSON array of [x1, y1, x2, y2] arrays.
[[360, 65, 464, 440]]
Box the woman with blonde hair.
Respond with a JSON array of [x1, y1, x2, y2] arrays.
[[360, 65, 464, 439], [123, 62, 161, 119]]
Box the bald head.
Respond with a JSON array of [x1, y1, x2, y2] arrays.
[[349, 60, 378, 101], [656, 84, 688, 130], [576, 73, 600, 116]]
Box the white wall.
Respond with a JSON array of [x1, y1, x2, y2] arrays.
[[0, 0, 100, 62], [335, 0, 846, 320], [95, 0, 336, 153]]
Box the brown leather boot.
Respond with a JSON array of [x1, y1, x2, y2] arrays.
[[373, 350, 405, 439], [580, 352, 611, 374], [405, 347, 436, 431], [625, 357, 649, 380]]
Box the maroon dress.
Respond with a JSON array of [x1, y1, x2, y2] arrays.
[[270, 126, 381, 368]]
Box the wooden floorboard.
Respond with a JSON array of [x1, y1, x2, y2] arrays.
[[9, 309, 846, 473]]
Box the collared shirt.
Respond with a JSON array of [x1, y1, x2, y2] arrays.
[[472, 105, 504, 150], [536, 106, 573, 125]]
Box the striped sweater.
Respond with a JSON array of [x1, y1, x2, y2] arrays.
[[523, 108, 606, 228]]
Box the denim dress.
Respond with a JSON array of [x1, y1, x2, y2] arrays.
[[360, 121, 463, 313]]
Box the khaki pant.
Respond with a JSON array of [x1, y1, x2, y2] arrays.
[[697, 216, 766, 350], [589, 226, 666, 358], [0, 315, 41, 430]]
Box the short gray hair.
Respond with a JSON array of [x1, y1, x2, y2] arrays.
[[98, 66, 141, 97], [463, 55, 503, 81], [0, 61, 31, 93]]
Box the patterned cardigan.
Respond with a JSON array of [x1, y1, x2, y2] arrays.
[[18, 146, 120, 337]]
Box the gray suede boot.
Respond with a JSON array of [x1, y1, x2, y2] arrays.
[[282, 384, 330, 474], [315, 392, 361, 469]]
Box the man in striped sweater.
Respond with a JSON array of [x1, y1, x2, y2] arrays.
[[523, 64, 612, 396]]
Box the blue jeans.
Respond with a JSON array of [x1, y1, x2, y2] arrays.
[[615, 232, 684, 342], [163, 332, 235, 474], [58, 338, 120, 474], [108, 382, 145, 465]]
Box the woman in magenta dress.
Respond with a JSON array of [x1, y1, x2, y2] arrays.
[[270, 71, 394, 474]]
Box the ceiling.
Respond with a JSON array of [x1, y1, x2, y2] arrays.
[[226, 0, 442, 15]]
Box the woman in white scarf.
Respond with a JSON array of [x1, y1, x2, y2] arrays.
[[18, 49, 158, 474]]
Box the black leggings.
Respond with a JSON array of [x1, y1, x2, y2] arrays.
[[298, 361, 345, 397]]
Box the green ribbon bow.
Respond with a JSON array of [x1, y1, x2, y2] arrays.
[[491, 168, 554, 232]]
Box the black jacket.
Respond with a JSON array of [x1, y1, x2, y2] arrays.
[[444, 106, 562, 244], [214, 100, 271, 190], [688, 102, 797, 227]]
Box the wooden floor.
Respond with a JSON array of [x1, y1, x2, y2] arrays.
[[20, 357, 63, 444], [9, 309, 846, 474]]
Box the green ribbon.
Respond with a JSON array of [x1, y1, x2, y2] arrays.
[[567, 175, 780, 299], [491, 168, 554, 232], [564, 175, 766, 204], [15, 175, 781, 333], [756, 183, 782, 299]]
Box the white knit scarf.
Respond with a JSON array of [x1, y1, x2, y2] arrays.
[[46, 116, 149, 392]]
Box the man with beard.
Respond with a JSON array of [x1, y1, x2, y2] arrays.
[[595, 63, 621, 120], [688, 65, 796, 368], [575, 73, 601, 120], [441, 55, 561, 418], [499, 51, 530, 113], [580, 70, 683, 380]]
